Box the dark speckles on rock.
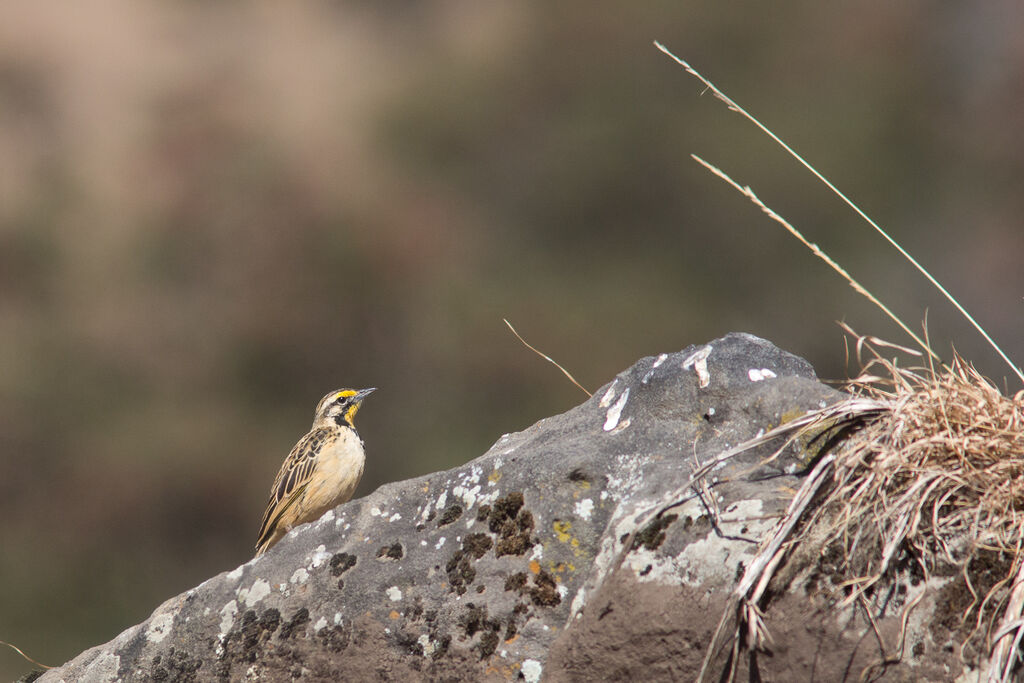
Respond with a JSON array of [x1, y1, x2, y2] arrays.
[[217, 608, 280, 671], [460, 604, 488, 637], [445, 534, 494, 594], [149, 647, 202, 682], [437, 504, 463, 527], [395, 629, 425, 657], [330, 552, 357, 576], [478, 630, 500, 659], [459, 604, 502, 659], [316, 624, 352, 653], [528, 569, 561, 607], [279, 608, 310, 640], [476, 504, 491, 522], [330, 552, 358, 588], [258, 608, 281, 634], [376, 542, 404, 561], [632, 514, 678, 551], [568, 467, 588, 483], [503, 569, 561, 608], [504, 572, 528, 592], [463, 533, 493, 559], [489, 492, 524, 528], [489, 492, 535, 557], [446, 552, 476, 595], [431, 634, 452, 661]]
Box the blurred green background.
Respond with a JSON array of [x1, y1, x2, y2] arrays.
[[2, 1, 1023, 677]]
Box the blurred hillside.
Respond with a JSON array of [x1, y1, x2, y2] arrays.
[[2, 1, 1023, 678]]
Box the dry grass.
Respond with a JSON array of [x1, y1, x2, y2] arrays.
[[655, 43, 1024, 682], [810, 332, 1024, 677], [824, 337, 1024, 585], [695, 332, 1024, 682]]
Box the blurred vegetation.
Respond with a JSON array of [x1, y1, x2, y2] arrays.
[[2, 1, 1023, 678]]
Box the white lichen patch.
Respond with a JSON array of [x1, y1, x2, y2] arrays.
[[226, 566, 244, 581], [435, 536, 447, 550], [146, 612, 174, 644], [453, 483, 481, 508], [631, 498, 773, 587], [389, 512, 402, 522], [642, 353, 669, 383], [683, 345, 713, 388], [238, 578, 271, 608], [318, 510, 335, 525], [290, 568, 309, 585], [607, 417, 632, 434], [386, 586, 403, 601], [81, 652, 120, 683], [219, 600, 238, 635], [314, 616, 328, 631], [569, 586, 587, 619], [598, 380, 619, 408], [747, 368, 777, 382], [604, 454, 645, 500], [603, 388, 630, 431], [521, 659, 543, 683], [418, 634, 435, 657], [574, 498, 594, 521], [309, 545, 331, 569], [370, 506, 382, 517]]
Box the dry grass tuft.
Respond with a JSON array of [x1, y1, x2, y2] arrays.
[[657, 41, 1024, 680], [821, 332, 1024, 597], [802, 330, 1024, 678], [696, 329, 1024, 682]]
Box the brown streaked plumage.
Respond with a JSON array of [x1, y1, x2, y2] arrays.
[[255, 387, 375, 556]]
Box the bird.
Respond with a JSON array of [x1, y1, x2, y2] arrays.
[[255, 387, 376, 556]]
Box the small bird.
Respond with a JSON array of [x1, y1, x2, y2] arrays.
[[255, 387, 376, 555]]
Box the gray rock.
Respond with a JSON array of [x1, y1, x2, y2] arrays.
[[34, 333, 970, 682]]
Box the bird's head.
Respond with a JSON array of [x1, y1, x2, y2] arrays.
[[314, 387, 376, 429]]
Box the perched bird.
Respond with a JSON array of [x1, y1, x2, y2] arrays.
[[255, 387, 376, 555]]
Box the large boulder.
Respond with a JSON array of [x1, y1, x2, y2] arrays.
[[33, 334, 970, 682]]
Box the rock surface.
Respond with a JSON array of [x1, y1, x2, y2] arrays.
[[33, 334, 976, 682]]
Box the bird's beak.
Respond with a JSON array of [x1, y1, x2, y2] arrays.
[[355, 387, 377, 403]]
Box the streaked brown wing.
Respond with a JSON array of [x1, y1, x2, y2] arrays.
[[255, 427, 335, 551]]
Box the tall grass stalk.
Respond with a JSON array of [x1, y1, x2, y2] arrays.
[[655, 40, 1024, 386]]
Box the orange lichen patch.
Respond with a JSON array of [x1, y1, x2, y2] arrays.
[[529, 560, 541, 575], [389, 610, 400, 620]]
